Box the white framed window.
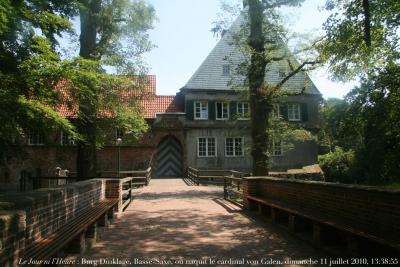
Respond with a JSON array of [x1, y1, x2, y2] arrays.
[[237, 102, 250, 120], [272, 140, 283, 156], [272, 104, 280, 119], [216, 102, 229, 120], [197, 137, 216, 157], [222, 64, 230, 76], [116, 129, 124, 139], [287, 103, 301, 121], [28, 132, 44, 146], [60, 131, 75, 146], [194, 101, 208, 120], [225, 137, 244, 157]]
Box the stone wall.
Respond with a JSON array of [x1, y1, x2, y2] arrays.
[[0, 179, 122, 266], [242, 177, 400, 246]]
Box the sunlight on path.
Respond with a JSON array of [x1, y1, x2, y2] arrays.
[[83, 179, 325, 267]]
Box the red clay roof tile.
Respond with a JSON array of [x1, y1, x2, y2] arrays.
[[54, 75, 182, 119]]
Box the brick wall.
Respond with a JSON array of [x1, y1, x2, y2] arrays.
[[242, 177, 400, 244], [0, 179, 122, 266]]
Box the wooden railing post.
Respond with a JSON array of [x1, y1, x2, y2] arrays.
[[223, 176, 228, 199]]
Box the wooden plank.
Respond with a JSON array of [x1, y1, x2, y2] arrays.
[[22, 199, 118, 265], [246, 195, 399, 250]]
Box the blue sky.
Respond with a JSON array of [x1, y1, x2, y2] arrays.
[[145, 0, 357, 99]]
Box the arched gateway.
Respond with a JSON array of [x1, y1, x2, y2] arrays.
[[156, 136, 183, 178]]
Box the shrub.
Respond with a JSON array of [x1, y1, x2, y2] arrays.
[[318, 147, 355, 183]]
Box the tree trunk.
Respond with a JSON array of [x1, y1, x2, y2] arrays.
[[248, 0, 271, 175], [76, 0, 101, 178], [362, 0, 371, 47]]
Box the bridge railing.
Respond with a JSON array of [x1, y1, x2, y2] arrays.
[[20, 168, 152, 192], [242, 177, 400, 256], [187, 167, 249, 201], [120, 167, 152, 186], [188, 167, 242, 185], [223, 170, 250, 206]]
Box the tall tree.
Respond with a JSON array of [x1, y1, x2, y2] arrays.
[[320, 0, 400, 80], [74, 0, 155, 177], [246, 0, 316, 175], [248, 0, 269, 175], [0, 0, 77, 162], [319, 0, 400, 184]]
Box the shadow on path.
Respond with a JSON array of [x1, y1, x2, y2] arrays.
[[84, 179, 325, 266]]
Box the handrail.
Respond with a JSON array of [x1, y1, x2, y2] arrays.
[[187, 166, 248, 205], [187, 166, 248, 187], [21, 167, 152, 192]]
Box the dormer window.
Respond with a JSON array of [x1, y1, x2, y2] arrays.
[[222, 64, 230, 76]]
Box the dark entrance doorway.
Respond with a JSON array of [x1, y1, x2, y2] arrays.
[[156, 136, 183, 178]]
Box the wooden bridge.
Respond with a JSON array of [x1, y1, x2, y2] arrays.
[[1, 170, 399, 267]]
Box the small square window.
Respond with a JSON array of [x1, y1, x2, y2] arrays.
[[216, 102, 229, 120], [28, 132, 44, 146], [197, 137, 216, 157], [61, 131, 75, 146], [225, 137, 243, 157], [237, 102, 250, 120], [222, 64, 230, 76], [272, 140, 283, 156], [194, 101, 208, 120], [272, 104, 280, 119], [116, 129, 124, 139], [287, 103, 301, 121]]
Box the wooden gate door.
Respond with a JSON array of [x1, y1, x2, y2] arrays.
[[156, 136, 183, 178]]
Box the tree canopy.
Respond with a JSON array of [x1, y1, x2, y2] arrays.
[[319, 0, 400, 80], [318, 0, 400, 185], [0, 0, 156, 177], [0, 0, 77, 161]]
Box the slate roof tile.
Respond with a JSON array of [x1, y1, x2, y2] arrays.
[[182, 13, 321, 95]]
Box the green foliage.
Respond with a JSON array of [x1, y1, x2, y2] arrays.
[[268, 115, 314, 156], [318, 147, 355, 183], [0, 0, 155, 171], [318, 98, 362, 150], [347, 64, 400, 184], [319, 1, 400, 185], [0, 1, 77, 161], [319, 0, 400, 80], [318, 64, 400, 185]]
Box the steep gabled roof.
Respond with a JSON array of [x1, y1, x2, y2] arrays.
[[182, 13, 321, 95]]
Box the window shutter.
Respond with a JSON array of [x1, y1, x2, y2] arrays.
[[301, 103, 308, 121], [186, 100, 194, 120], [280, 103, 288, 120], [209, 101, 215, 120], [230, 101, 237, 120]]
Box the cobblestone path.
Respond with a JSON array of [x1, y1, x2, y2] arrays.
[[83, 179, 325, 267]]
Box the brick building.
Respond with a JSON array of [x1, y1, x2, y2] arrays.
[[0, 13, 322, 192]]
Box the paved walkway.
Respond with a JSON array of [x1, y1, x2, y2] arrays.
[[83, 179, 325, 266]]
